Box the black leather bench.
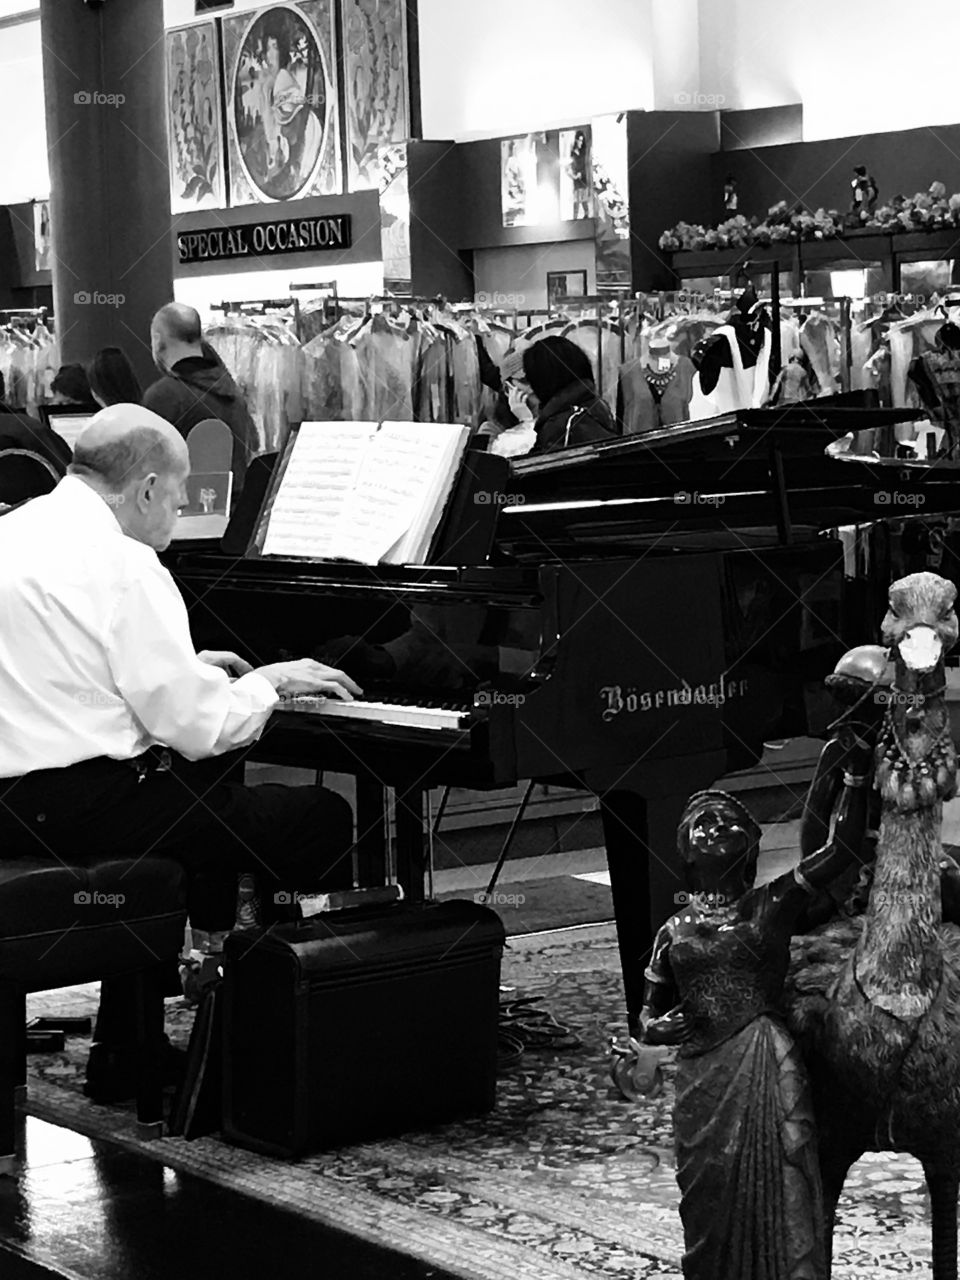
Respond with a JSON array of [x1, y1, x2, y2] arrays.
[[0, 852, 187, 1172]]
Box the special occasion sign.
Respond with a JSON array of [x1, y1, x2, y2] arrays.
[[177, 214, 352, 263]]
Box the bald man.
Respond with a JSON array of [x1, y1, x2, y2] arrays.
[[0, 404, 359, 1101], [144, 302, 258, 492]]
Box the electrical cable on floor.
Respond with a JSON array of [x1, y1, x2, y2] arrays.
[[497, 995, 580, 1068]]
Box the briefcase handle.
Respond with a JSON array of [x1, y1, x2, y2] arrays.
[[297, 884, 404, 919]]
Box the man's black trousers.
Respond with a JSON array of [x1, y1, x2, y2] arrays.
[[0, 751, 354, 1044]]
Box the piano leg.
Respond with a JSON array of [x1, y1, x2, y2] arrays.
[[394, 785, 426, 905], [600, 786, 703, 1035], [355, 774, 388, 888]]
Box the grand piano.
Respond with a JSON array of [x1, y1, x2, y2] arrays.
[[168, 402, 960, 1030]]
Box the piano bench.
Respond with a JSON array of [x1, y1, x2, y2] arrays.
[[0, 853, 187, 1172]]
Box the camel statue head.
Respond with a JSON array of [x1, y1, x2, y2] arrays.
[[881, 572, 957, 681], [875, 572, 957, 811]]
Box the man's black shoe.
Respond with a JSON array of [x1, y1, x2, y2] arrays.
[[83, 1039, 187, 1104]]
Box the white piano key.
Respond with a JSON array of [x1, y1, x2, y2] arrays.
[[281, 696, 470, 732]]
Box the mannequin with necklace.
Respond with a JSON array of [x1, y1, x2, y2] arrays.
[[620, 330, 696, 434], [640, 770, 871, 1279]]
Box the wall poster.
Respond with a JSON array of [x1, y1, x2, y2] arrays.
[[33, 200, 51, 273], [165, 21, 226, 212], [501, 134, 556, 229], [223, 1, 341, 206], [591, 114, 632, 287], [343, 0, 410, 193], [559, 127, 593, 221], [378, 141, 411, 294]]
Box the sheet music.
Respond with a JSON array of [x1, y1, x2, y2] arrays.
[[334, 422, 467, 565], [261, 422, 374, 558]]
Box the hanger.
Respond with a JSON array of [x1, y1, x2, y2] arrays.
[[936, 299, 960, 351]]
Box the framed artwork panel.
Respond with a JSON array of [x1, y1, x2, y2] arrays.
[[547, 270, 588, 308], [223, 1, 342, 206], [165, 21, 226, 212], [342, 0, 410, 192]]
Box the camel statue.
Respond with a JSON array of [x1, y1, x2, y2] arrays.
[[787, 570, 960, 1279]]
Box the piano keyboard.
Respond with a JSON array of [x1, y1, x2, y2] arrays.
[[281, 695, 471, 732]]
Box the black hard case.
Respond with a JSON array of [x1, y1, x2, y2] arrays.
[[221, 900, 506, 1158]]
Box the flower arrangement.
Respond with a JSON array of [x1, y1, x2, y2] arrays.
[[660, 181, 960, 252]]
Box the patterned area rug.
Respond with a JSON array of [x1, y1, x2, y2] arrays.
[[25, 924, 940, 1280]]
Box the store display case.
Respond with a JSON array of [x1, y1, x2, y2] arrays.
[[669, 230, 960, 302], [893, 229, 960, 294], [670, 244, 800, 297], [799, 233, 893, 299]]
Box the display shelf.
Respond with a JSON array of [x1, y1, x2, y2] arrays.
[[670, 228, 960, 297]]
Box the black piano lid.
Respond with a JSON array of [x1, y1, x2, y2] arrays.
[[509, 406, 924, 479], [171, 551, 545, 603]]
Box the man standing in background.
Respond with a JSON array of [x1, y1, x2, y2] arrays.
[[144, 302, 258, 492]]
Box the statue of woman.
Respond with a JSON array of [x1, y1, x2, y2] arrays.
[[640, 773, 870, 1280]]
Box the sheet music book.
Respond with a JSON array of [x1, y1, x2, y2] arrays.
[[259, 420, 470, 565]]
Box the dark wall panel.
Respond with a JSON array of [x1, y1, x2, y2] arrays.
[[628, 111, 719, 291], [713, 123, 960, 220], [720, 105, 802, 151], [408, 140, 473, 298]]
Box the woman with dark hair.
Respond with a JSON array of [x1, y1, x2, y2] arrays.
[[50, 364, 94, 406], [506, 335, 617, 453], [568, 130, 591, 220], [87, 347, 142, 408]]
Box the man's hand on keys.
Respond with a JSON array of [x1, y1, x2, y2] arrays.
[[256, 658, 362, 702]]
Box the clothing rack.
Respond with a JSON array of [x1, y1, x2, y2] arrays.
[[211, 297, 303, 340], [0, 307, 51, 328], [288, 281, 338, 295]]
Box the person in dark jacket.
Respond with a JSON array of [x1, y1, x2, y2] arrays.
[[87, 346, 143, 408], [143, 302, 257, 489], [0, 371, 70, 474], [519, 335, 617, 452]]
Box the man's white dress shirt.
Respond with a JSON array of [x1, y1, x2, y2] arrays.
[[0, 477, 278, 777]]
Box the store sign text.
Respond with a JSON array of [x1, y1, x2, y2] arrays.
[[177, 216, 353, 265]]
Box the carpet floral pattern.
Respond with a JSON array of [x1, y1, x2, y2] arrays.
[[25, 925, 941, 1279]]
